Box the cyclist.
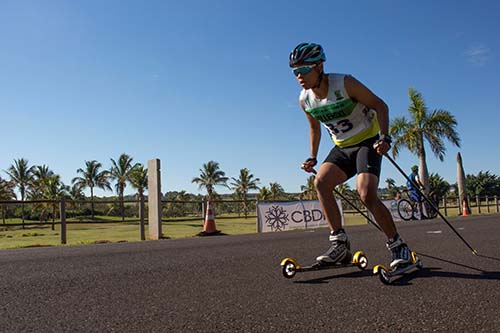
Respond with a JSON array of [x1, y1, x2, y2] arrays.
[[290, 42, 413, 269], [407, 165, 424, 220]]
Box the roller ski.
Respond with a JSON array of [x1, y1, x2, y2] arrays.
[[281, 230, 368, 279], [373, 235, 423, 285], [281, 251, 368, 279]]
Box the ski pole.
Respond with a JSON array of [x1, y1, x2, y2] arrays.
[[309, 169, 382, 232], [383, 153, 478, 255]]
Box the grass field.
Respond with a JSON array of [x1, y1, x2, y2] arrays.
[[0, 206, 496, 250], [0, 214, 372, 249]]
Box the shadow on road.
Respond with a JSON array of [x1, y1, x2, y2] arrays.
[[293, 269, 372, 284], [477, 254, 500, 263], [384, 252, 500, 286], [292, 253, 500, 286]]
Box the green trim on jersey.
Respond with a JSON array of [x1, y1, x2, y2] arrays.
[[305, 99, 357, 122]]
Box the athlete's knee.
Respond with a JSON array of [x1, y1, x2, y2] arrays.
[[314, 175, 334, 195], [358, 189, 379, 208]]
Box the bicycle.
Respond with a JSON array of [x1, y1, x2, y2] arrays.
[[397, 188, 438, 221]]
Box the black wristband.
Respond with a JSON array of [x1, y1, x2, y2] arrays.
[[380, 134, 392, 145], [305, 157, 317, 166]]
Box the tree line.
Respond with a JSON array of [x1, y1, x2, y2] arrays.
[[2, 88, 499, 224]]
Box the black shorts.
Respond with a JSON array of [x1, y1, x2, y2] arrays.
[[323, 135, 382, 180]]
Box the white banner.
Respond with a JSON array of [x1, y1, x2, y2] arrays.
[[367, 199, 403, 222], [257, 200, 343, 233]]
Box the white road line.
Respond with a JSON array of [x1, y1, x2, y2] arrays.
[[426, 230, 443, 234]]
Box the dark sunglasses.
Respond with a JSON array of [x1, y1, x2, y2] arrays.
[[292, 63, 317, 76]]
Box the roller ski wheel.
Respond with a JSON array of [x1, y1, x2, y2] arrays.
[[280, 251, 368, 279], [373, 251, 423, 285]]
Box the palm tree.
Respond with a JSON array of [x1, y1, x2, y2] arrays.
[[110, 154, 138, 221], [385, 178, 398, 199], [0, 176, 16, 225], [72, 160, 111, 219], [335, 183, 351, 195], [428, 172, 450, 201], [33, 165, 54, 180], [258, 186, 271, 201], [230, 168, 260, 218], [300, 175, 317, 200], [69, 183, 86, 211], [43, 175, 68, 227], [129, 165, 148, 200], [0, 177, 16, 201], [6, 158, 35, 228], [269, 182, 285, 201], [192, 161, 228, 200], [29, 165, 55, 214], [129, 164, 148, 224], [390, 88, 461, 194]]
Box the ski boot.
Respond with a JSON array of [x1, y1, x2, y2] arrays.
[[373, 235, 423, 285]]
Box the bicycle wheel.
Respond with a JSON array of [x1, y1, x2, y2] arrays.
[[397, 199, 414, 221], [423, 201, 438, 219]]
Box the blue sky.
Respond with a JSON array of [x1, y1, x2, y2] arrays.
[[1, 0, 499, 197]]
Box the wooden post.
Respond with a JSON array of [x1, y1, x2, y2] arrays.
[[443, 195, 447, 216], [457, 197, 461, 215], [60, 197, 67, 245], [496, 195, 499, 213], [139, 196, 145, 241], [486, 196, 490, 213], [476, 196, 481, 214], [147, 159, 162, 240]]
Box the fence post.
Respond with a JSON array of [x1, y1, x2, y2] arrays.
[[139, 196, 145, 241], [60, 197, 67, 245], [147, 159, 162, 240], [476, 196, 481, 214], [443, 195, 447, 216], [486, 196, 490, 213], [496, 195, 499, 213], [457, 197, 461, 215]]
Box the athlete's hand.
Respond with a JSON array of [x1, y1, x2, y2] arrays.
[[373, 140, 391, 155], [301, 157, 317, 173]]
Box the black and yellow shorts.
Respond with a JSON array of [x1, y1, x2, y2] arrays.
[[323, 135, 382, 180]]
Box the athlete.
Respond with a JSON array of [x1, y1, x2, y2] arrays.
[[407, 165, 425, 220], [290, 42, 412, 269]]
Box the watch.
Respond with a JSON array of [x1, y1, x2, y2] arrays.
[[380, 134, 392, 144]]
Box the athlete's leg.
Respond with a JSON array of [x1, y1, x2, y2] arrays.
[[314, 162, 352, 263], [357, 173, 411, 267], [315, 162, 348, 232], [356, 139, 412, 268], [356, 173, 397, 238]]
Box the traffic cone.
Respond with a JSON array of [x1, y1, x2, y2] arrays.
[[198, 200, 221, 236], [461, 198, 470, 217]]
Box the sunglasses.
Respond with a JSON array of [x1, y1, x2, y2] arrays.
[[292, 63, 317, 76]]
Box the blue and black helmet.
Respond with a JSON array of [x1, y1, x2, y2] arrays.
[[289, 42, 326, 67]]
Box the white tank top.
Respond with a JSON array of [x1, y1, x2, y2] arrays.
[[299, 73, 380, 147]]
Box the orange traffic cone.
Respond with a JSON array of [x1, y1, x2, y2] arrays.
[[198, 200, 221, 236], [461, 198, 470, 217]]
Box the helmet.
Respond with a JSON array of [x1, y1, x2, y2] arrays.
[[289, 42, 326, 67], [411, 165, 418, 172]]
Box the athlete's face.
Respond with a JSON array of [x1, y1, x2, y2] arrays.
[[292, 62, 322, 89]]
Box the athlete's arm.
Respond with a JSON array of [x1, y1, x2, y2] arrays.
[[301, 98, 321, 171], [345, 75, 390, 154]]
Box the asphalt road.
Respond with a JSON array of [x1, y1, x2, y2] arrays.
[[1, 214, 499, 332]]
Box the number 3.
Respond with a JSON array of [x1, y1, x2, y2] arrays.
[[326, 119, 353, 134]]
